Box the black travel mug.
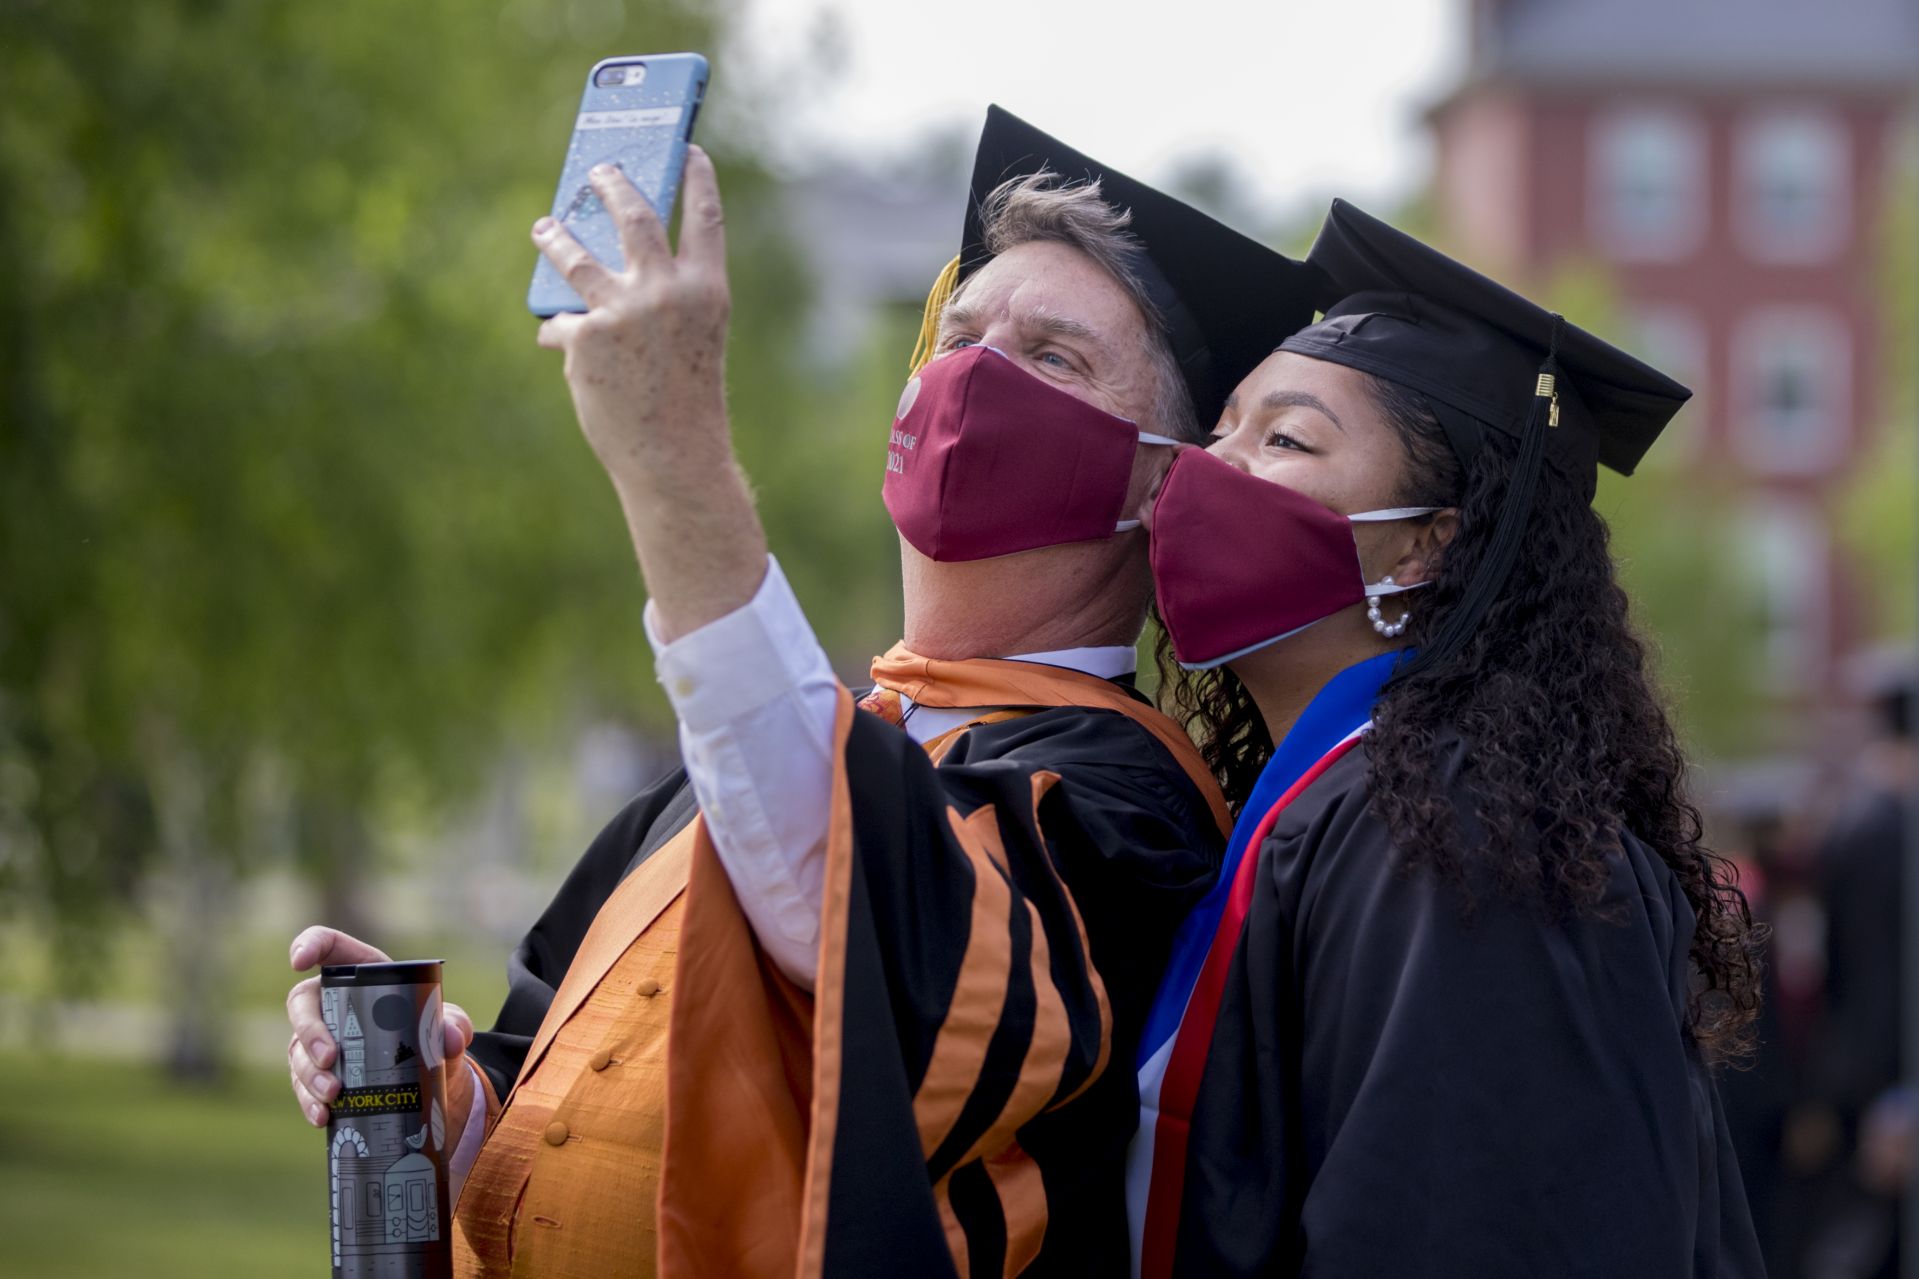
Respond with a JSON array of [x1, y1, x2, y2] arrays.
[[320, 960, 453, 1279]]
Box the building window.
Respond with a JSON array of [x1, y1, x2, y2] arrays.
[[1740, 501, 1828, 691], [1591, 106, 1707, 261], [1731, 307, 1850, 473], [1736, 108, 1849, 263], [1625, 305, 1709, 463]]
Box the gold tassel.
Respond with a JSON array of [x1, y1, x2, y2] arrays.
[[909, 254, 963, 374]]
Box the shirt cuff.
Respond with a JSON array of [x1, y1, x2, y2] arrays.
[[446, 1059, 489, 1203], [645, 556, 834, 734]]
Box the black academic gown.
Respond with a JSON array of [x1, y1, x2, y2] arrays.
[[1804, 786, 1906, 1279], [1176, 737, 1765, 1278], [1816, 786, 1903, 1125], [470, 697, 1222, 1277]]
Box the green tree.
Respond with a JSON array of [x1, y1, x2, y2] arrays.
[[0, 0, 908, 1076]]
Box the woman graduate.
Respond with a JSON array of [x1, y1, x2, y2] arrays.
[[1125, 201, 1767, 1277]]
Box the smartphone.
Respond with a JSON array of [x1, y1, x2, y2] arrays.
[[527, 53, 709, 317]]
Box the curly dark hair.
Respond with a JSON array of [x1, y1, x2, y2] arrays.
[[1155, 374, 1763, 1061]]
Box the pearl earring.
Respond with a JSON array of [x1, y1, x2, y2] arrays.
[[1368, 576, 1410, 638]]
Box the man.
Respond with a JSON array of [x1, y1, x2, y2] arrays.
[[285, 108, 1314, 1276]]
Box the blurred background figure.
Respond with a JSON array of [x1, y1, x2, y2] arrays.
[[0, 0, 1912, 1274], [1714, 800, 1803, 1278], [1793, 664, 1916, 1279]]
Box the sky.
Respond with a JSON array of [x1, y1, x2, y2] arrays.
[[729, 0, 1469, 223]]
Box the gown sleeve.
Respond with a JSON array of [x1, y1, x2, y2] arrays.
[[1180, 743, 1764, 1278], [463, 767, 698, 1104], [802, 702, 1222, 1278]]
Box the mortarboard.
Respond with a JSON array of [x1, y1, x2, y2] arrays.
[[1279, 199, 1692, 676], [1284, 199, 1689, 483], [912, 106, 1320, 428]]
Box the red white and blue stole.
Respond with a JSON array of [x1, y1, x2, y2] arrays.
[[1126, 650, 1404, 1278]]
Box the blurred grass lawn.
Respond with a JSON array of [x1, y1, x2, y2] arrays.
[[0, 1052, 331, 1277]]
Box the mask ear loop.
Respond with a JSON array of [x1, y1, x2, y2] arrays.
[[1362, 578, 1432, 598], [1349, 506, 1444, 593], [1350, 506, 1442, 523], [1113, 433, 1187, 532]]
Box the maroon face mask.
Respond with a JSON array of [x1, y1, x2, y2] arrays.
[[882, 345, 1180, 562], [1149, 447, 1436, 669]]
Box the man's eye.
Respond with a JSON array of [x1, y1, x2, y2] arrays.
[[1038, 351, 1071, 369]]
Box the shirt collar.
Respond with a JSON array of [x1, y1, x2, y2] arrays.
[[1003, 645, 1138, 681]]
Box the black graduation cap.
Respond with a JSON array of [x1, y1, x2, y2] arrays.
[[1283, 199, 1691, 482], [1279, 199, 1693, 676], [911, 105, 1320, 427]]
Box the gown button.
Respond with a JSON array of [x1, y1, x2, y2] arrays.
[[543, 1120, 569, 1147], [588, 1047, 613, 1072], [636, 978, 662, 997]]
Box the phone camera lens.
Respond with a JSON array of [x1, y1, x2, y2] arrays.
[[593, 63, 645, 89]]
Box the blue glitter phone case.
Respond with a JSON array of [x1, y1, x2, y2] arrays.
[[526, 53, 709, 317]]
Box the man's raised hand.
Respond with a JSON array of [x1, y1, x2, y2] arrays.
[[528, 144, 768, 643], [530, 144, 732, 490]]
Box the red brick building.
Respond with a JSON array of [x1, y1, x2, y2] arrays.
[[1429, 0, 1918, 701]]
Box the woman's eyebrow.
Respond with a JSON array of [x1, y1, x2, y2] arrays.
[[1261, 389, 1344, 432]]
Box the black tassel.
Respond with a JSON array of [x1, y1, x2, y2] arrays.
[[1395, 314, 1562, 683]]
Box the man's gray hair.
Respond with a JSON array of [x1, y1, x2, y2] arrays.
[[971, 172, 1199, 440]]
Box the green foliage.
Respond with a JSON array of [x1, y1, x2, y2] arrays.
[[0, 1, 902, 975], [1597, 467, 1769, 757]]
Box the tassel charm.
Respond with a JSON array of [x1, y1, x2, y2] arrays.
[[1535, 372, 1561, 428]]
